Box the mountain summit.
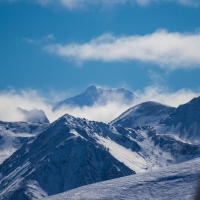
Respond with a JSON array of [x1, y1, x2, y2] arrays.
[[110, 101, 175, 128], [53, 85, 136, 111]]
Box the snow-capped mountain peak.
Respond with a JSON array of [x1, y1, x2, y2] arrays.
[[110, 101, 175, 128]]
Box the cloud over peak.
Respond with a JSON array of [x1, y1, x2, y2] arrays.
[[0, 86, 199, 123]]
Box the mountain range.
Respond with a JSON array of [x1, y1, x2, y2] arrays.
[[0, 86, 200, 199]]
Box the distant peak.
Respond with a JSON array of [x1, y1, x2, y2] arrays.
[[85, 85, 98, 93]]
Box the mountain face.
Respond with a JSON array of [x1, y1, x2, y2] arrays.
[[44, 157, 200, 200], [110, 101, 175, 128], [156, 96, 200, 143], [18, 108, 50, 123], [53, 85, 136, 110], [0, 115, 135, 200], [0, 113, 200, 199], [0, 121, 49, 164]]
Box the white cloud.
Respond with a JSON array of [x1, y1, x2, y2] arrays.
[[0, 86, 199, 123], [133, 86, 200, 107], [44, 30, 200, 69], [1, 0, 199, 8]]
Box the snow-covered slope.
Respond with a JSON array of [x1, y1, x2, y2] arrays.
[[156, 96, 200, 143], [43, 157, 200, 200], [0, 121, 48, 164], [0, 113, 199, 199], [110, 101, 175, 128], [53, 85, 136, 110], [18, 108, 50, 123]]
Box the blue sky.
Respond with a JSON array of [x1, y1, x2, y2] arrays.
[[1, 0, 200, 94], [0, 0, 200, 122]]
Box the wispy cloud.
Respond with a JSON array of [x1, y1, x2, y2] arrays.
[[0, 86, 199, 123], [135, 0, 199, 6], [24, 34, 55, 45], [1, 0, 199, 8], [44, 30, 200, 69]]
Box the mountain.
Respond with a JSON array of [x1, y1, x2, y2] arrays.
[[0, 121, 49, 164], [156, 96, 200, 143], [18, 108, 50, 123], [0, 113, 200, 199], [43, 157, 200, 200], [53, 85, 136, 110], [0, 114, 135, 200], [110, 101, 175, 128], [1, 96, 200, 199]]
